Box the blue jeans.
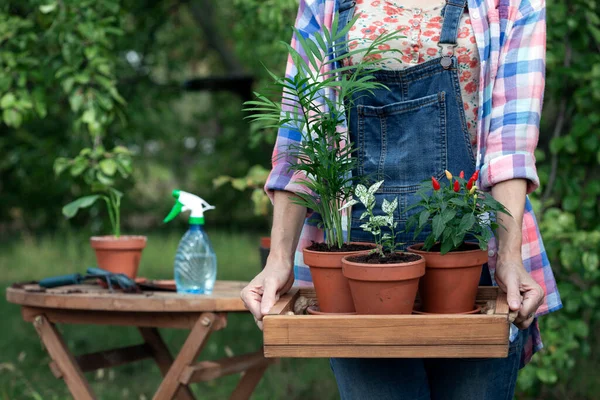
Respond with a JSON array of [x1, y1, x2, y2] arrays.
[[330, 328, 528, 400]]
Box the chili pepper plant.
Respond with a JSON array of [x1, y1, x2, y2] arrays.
[[406, 170, 511, 255]]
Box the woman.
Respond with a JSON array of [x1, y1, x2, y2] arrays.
[[241, 0, 562, 398]]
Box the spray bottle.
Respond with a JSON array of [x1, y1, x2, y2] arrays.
[[164, 190, 217, 294]]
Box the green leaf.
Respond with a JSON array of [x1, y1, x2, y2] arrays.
[[0, 93, 16, 108], [3, 108, 22, 127], [53, 157, 70, 176], [99, 159, 117, 176], [96, 171, 114, 186], [39, 3, 57, 13], [536, 368, 558, 384], [419, 210, 430, 228], [441, 208, 457, 224], [62, 195, 101, 218], [458, 213, 476, 233], [70, 157, 88, 177], [440, 239, 454, 255], [432, 214, 444, 239]]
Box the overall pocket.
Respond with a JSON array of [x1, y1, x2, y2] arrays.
[[355, 91, 448, 192]]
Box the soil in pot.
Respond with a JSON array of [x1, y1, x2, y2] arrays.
[[342, 252, 425, 315], [90, 236, 147, 279], [408, 243, 487, 314], [303, 241, 375, 313]]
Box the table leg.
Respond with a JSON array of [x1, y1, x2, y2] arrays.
[[139, 327, 196, 400], [152, 313, 218, 400], [229, 363, 270, 400], [32, 314, 96, 400]]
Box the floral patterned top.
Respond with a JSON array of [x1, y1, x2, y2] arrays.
[[346, 0, 480, 146]]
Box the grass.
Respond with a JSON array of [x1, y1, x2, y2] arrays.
[[0, 230, 338, 400]]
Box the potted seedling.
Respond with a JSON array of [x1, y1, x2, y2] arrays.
[[406, 170, 510, 313], [244, 16, 402, 313], [54, 145, 146, 278], [213, 165, 272, 268], [339, 181, 425, 314]]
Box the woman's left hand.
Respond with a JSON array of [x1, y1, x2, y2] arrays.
[[494, 256, 544, 330]]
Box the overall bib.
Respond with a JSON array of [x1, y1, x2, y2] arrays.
[[337, 0, 477, 246], [328, 2, 526, 399]]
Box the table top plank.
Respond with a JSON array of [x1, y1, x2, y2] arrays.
[[6, 281, 249, 312]]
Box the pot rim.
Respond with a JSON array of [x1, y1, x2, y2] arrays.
[[302, 241, 377, 256], [90, 235, 147, 250], [407, 242, 486, 255], [341, 252, 425, 281]]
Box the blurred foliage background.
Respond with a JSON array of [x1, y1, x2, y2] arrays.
[[0, 0, 599, 398]]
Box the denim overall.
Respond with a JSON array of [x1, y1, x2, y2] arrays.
[[329, 2, 526, 399], [338, 0, 477, 246]]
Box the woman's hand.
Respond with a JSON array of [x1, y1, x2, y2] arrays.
[[494, 256, 544, 329], [240, 190, 306, 330], [491, 179, 544, 329], [241, 258, 295, 330]]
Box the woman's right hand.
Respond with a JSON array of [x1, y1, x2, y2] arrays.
[[240, 257, 295, 330], [241, 190, 306, 329]]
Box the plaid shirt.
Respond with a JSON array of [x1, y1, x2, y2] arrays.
[[265, 0, 562, 366]]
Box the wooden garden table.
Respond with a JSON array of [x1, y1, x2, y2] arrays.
[[5, 281, 271, 400]]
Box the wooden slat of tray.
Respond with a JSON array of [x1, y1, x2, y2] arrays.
[[6, 281, 248, 312], [263, 286, 511, 359]]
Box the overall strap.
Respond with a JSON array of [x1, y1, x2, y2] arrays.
[[334, 0, 357, 62], [438, 0, 467, 67]]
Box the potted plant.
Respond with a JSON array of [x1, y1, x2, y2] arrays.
[[54, 145, 146, 278], [406, 170, 510, 313], [244, 16, 402, 313], [339, 181, 425, 314], [213, 165, 272, 268]]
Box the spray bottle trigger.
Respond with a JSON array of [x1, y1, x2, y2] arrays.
[[163, 201, 184, 223]]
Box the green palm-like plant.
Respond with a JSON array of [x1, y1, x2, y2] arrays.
[[244, 14, 402, 248]]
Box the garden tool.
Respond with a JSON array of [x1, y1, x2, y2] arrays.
[[38, 267, 138, 292]]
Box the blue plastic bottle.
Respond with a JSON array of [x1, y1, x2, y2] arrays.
[[164, 190, 217, 294]]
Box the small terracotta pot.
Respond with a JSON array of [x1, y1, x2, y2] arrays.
[[342, 253, 425, 315], [90, 236, 147, 279], [306, 306, 356, 315], [303, 242, 375, 313], [408, 243, 487, 314], [259, 236, 271, 270]]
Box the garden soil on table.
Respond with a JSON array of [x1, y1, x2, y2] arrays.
[[307, 242, 373, 252], [347, 252, 421, 264]]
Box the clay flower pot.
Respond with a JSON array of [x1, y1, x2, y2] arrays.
[[408, 243, 487, 314], [342, 253, 425, 315], [303, 243, 374, 313], [90, 236, 147, 279], [259, 236, 270, 270]]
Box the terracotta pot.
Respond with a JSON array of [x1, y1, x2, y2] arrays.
[[412, 305, 482, 315], [90, 236, 147, 279], [306, 306, 356, 315], [303, 242, 375, 313], [408, 243, 487, 314], [342, 253, 425, 314], [259, 236, 270, 270]]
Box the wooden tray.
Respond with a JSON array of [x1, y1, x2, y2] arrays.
[[263, 286, 514, 359]]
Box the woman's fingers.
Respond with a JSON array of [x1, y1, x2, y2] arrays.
[[241, 284, 264, 325], [514, 280, 544, 329]]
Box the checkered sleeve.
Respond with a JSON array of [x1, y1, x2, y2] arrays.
[[264, 0, 327, 203], [479, 2, 546, 194]]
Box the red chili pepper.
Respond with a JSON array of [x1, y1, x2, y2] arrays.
[[432, 176, 441, 191], [453, 180, 460, 192], [469, 170, 479, 182], [466, 178, 474, 190], [459, 171, 465, 179]]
